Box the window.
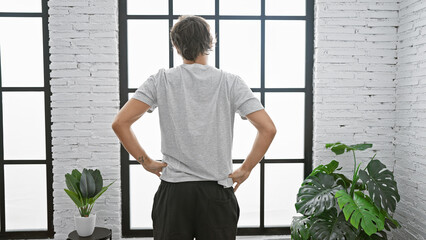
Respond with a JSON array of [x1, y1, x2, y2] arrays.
[[119, 0, 313, 236], [0, 0, 53, 238]]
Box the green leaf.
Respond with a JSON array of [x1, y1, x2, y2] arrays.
[[80, 168, 96, 198], [335, 190, 385, 236], [92, 179, 117, 202], [72, 169, 81, 182], [64, 189, 83, 207], [310, 208, 357, 240], [359, 159, 400, 213], [356, 230, 387, 240], [65, 173, 81, 195], [308, 160, 339, 179], [295, 173, 344, 216], [381, 209, 401, 231], [89, 169, 103, 196], [353, 180, 366, 191], [349, 143, 373, 151], [333, 173, 352, 189], [325, 142, 372, 155], [290, 216, 311, 240]]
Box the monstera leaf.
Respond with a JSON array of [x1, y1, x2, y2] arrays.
[[80, 168, 97, 198], [335, 190, 385, 236], [290, 216, 311, 240], [381, 209, 401, 231], [310, 208, 357, 240], [356, 230, 387, 240], [359, 159, 400, 213], [308, 160, 339, 179], [333, 172, 353, 189], [325, 142, 372, 155], [296, 173, 344, 216]]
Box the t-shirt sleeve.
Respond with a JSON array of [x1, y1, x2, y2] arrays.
[[131, 74, 158, 113], [232, 75, 265, 120]]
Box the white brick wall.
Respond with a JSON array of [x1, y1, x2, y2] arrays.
[[42, 0, 426, 239], [314, 0, 426, 239], [393, 0, 426, 239], [313, 0, 398, 176], [48, 0, 121, 239]]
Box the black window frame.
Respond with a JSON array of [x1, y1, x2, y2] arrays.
[[0, 0, 53, 238], [119, 0, 313, 237]]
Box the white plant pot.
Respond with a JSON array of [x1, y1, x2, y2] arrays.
[[74, 213, 96, 237]]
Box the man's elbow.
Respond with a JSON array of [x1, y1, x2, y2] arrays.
[[258, 126, 277, 138], [111, 118, 128, 132], [268, 127, 277, 137]]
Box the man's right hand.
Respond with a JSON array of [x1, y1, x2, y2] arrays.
[[228, 166, 251, 193]]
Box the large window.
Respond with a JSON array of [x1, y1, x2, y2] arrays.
[[119, 0, 313, 237], [0, 0, 53, 238]]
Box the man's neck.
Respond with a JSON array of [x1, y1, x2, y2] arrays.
[[183, 54, 208, 65]]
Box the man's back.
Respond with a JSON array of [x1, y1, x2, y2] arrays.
[[131, 63, 265, 188]]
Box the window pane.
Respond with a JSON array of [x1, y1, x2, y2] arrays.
[[127, 0, 168, 15], [233, 163, 260, 227], [173, 0, 214, 15], [0, 17, 44, 87], [129, 164, 161, 229], [265, 20, 305, 88], [128, 20, 169, 88], [0, 0, 42, 12], [220, 20, 260, 88], [128, 93, 162, 161], [233, 92, 261, 159], [264, 163, 304, 227], [220, 0, 260, 15], [3, 92, 46, 160], [265, 0, 305, 16], [173, 20, 216, 67], [5, 164, 47, 231], [264, 93, 304, 159]]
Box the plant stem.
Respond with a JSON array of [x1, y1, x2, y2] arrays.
[[350, 150, 357, 197], [88, 203, 94, 215]]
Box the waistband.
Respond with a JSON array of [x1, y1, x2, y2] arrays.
[[160, 179, 219, 185]]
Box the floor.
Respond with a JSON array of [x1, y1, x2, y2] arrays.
[[132, 236, 290, 240]]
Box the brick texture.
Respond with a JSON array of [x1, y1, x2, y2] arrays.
[[48, 0, 120, 239], [314, 0, 426, 239], [393, 0, 426, 239], [313, 0, 398, 176]]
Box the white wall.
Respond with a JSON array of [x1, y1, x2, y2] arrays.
[[314, 0, 426, 239], [48, 0, 121, 239], [313, 0, 398, 174], [393, 0, 426, 239]]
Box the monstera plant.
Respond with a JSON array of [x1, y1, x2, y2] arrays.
[[291, 142, 401, 240], [64, 168, 117, 217]]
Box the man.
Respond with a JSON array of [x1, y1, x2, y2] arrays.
[[112, 15, 276, 240]]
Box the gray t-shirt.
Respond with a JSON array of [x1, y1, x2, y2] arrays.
[[131, 63, 264, 188]]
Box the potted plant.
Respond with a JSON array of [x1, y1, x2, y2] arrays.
[[291, 142, 401, 240], [64, 168, 117, 237]]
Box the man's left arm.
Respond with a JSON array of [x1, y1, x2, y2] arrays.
[[111, 98, 167, 177]]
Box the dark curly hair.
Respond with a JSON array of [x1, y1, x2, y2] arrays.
[[170, 15, 216, 62]]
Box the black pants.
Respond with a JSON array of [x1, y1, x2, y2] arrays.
[[151, 179, 240, 240]]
